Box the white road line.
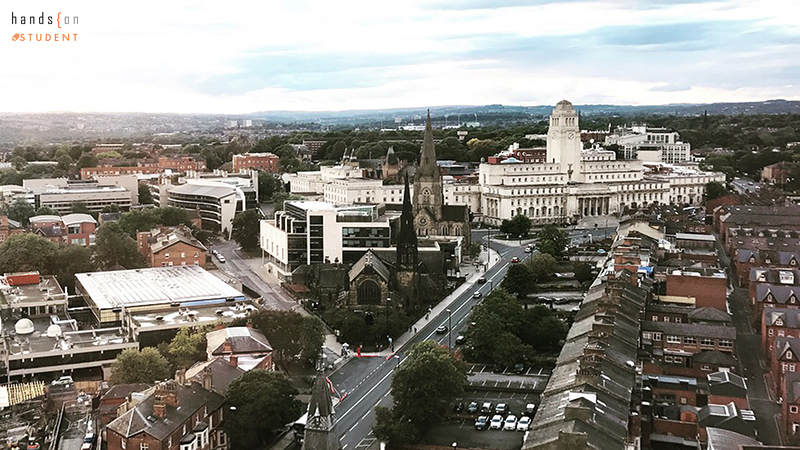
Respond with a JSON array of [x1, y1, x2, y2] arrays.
[[338, 363, 396, 422]]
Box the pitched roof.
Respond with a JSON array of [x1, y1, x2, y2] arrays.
[[763, 306, 800, 329], [774, 336, 800, 361], [708, 371, 748, 396], [706, 427, 761, 450], [643, 321, 737, 340], [106, 381, 224, 441], [149, 227, 207, 254], [755, 284, 800, 305], [185, 358, 245, 393], [348, 250, 391, 282], [101, 383, 150, 402], [688, 307, 733, 324], [206, 327, 272, 356], [693, 350, 737, 366]]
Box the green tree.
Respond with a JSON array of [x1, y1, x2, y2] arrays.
[[10, 156, 27, 170], [519, 305, 568, 354], [52, 245, 96, 291], [573, 261, 594, 284], [101, 204, 121, 213], [526, 253, 558, 283], [168, 327, 208, 369], [224, 370, 301, 448], [298, 317, 326, 366], [466, 242, 482, 259], [93, 222, 146, 269], [705, 181, 729, 202], [464, 289, 529, 365], [244, 310, 324, 365], [502, 263, 534, 298], [35, 206, 57, 216], [0, 233, 59, 274], [373, 406, 420, 447], [138, 184, 154, 204], [4, 198, 36, 226], [374, 340, 467, 442], [257, 172, 282, 203], [536, 224, 569, 258], [109, 347, 172, 384], [231, 210, 261, 249], [499, 214, 532, 238], [71, 201, 90, 214], [76, 153, 98, 169]]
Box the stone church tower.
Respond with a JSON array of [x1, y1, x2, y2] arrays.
[[395, 173, 419, 307], [302, 353, 341, 450], [546, 100, 583, 182], [413, 110, 443, 233]]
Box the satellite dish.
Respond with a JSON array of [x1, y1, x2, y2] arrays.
[[15, 318, 34, 335], [46, 324, 62, 338]]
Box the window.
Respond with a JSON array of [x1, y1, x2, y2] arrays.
[[790, 351, 794, 359], [122, 440, 126, 449], [792, 364, 797, 372], [673, 356, 683, 363], [675, 317, 682, 323], [165, 253, 170, 259], [701, 338, 714, 347], [792, 406, 799, 414], [683, 337, 696, 345], [181, 252, 186, 258], [643, 332, 652, 340], [666, 335, 681, 344], [770, 329, 775, 336], [140, 444, 149, 450], [664, 355, 673, 363], [719, 340, 733, 349], [654, 333, 662, 341], [701, 364, 711, 371], [663, 316, 670, 322]]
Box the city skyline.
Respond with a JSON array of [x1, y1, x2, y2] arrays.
[[3, 0, 798, 114]]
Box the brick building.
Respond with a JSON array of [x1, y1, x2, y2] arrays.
[[753, 284, 800, 319], [762, 161, 793, 185], [205, 326, 274, 371], [781, 372, 800, 436], [159, 156, 207, 172], [736, 249, 800, 287], [771, 336, 800, 398], [81, 165, 160, 180], [106, 380, 228, 450], [29, 214, 97, 246], [643, 321, 736, 375], [707, 371, 749, 410], [0, 215, 23, 242], [763, 306, 800, 360], [665, 269, 728, 311], [137, 225, 207, 267], [231, 152, 279, 173], [748, 267, 800, 298]]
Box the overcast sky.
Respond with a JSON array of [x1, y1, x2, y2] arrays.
[[3, 0, 798, 113]]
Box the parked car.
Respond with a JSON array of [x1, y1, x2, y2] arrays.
[[480, 402, 493, 414], [51, 376, 73, 387], [435, 324, 448, 334], [475, 416, 489, 430], [503, 415, 518, 431], [489, 415, 503, 430], [467, 402, 478, 414], [495, 403, 508, 415], [514, 362, 525, 374], [516, 416, 531, 431], [524, 403, 537, 416], [455, 335, 466, 345]]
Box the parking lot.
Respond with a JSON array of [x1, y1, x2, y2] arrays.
[[425, 391, 538, 450]]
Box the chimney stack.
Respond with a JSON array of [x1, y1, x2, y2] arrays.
[[203, 369, 213, 391], [153, 402, 166, 419], [229, 355, 238, 368], [175, 368, 186, 385]]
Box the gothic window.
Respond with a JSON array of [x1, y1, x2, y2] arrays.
[[421, 188, 431, 204], [357, 280, 381, 305]]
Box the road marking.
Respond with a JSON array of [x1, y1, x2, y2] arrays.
[[338, 360, 397, 423]]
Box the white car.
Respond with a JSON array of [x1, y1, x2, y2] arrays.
[[51, 376, 73, 387], [516, 416, 531, 431], [489, 415, 503, 430], [503, 415, 517, 431]]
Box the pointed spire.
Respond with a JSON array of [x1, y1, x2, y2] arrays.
[[397, 173, 418, 271], [417, 109, 439, 179]]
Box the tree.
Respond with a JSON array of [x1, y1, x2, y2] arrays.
[[526, 253, 557, 283], [536, 224, 569, 258], [109, 347, 171, 384], [705, 181, 729, 202], [52, 245, 96, 291], [4, 198, 35, 226], [168, 327, 208, 369], [244, 310, 324, 365], [573, 261, 594, 284], [224, 370, 301, 448], [502, 263, 534, 298], [101, 204, 121, 213], [35, 205, 57, 216], [258, 172, 282, 203], [231, 210, 261, 249], [56, 154, 73, 171], [93, 222, 146, 269], [10, 155, 27, 170], [500, 214, 532, 238], [71, 201, 90, 214], [466, 242, 482, 259], [298, 317, 325, 366], [138, 183, 154, 204], [374, 340, 467, 442], [76, 153, 98, 169], [0, 233, 59, 274], [464, 289, 529, 365]]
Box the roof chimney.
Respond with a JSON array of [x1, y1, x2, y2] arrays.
[[229, 355, 238, 368], [203, 369, 213, 391]]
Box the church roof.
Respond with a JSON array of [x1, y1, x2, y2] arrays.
[[348, 250, 391, 282], [442, 204, 469, 222]]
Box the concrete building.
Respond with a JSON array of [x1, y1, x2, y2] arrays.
[[260, 201, 394, 280], [75, 266, 248, 327], [137, 225, 208, 267], [21, 175, 139, 214], [232, 152, 279, 173], [605, 124, 692, 164]]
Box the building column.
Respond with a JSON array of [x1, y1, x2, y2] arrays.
[[591, 198, 596, 216]]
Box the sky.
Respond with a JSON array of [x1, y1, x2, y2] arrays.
[[2, 0, 799, 113]]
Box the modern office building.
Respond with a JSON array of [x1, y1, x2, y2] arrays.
[[21, 175, 139, 214], [605, 124, 692, 163], [164, 172, 258, 234]]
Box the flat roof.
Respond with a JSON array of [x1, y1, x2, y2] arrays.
[[675, 233, 716, 241], [76, 266, 246, 310]]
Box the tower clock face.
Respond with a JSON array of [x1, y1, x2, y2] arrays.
[[567, 132, 575, 140]]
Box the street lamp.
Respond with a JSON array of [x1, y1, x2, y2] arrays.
[[386, 297, 391, 350], [446, 308, 452, 348]]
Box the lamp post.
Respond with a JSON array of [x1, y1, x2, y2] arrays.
[[446, 308, 452, 348], [386, 297, 391, 350]]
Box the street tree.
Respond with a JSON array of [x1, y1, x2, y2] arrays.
[[499, 214, 532, 238], [109, 347, 171, 384], [466, 242, 482, 259], [224, 370, 301, 448], [502, 263, 534, 298], [374, 340, 467, 442], [94, 222, 146, 269], [231, 209, 261, 249], [536, 224, 570, 258], [705, 181, 729, 202], [138, 184, 154, 204], [4, 198, 35, 226]]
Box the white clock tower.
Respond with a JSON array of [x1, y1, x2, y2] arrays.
[[546, 100, 582, 181]]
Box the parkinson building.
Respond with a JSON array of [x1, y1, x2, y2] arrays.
[[480, 100, 724, 225]]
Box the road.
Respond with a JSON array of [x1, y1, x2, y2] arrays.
[[731, 177, 763, 195], [330, 231, 532, 450], [208, 239, 297, 310]]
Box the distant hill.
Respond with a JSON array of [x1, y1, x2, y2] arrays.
[[248, 99, 800, 124]]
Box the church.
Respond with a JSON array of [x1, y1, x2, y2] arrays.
[[414, 111, 472, 243]]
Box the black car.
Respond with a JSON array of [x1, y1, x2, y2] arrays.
[[467, 402, 478, 414], [474, 416, 489, 430], [453, 402, 464, 413], [455, 335, 466, 345], [514, 362, 525, 374]]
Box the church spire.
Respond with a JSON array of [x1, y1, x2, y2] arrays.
[[397, 173, 418, 271], [302, 350, 341, 450], [417, 110, 440, 180]]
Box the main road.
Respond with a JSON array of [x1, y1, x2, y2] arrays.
[[331, 232, 531, 450]]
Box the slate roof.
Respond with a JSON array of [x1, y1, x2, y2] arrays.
[[441, 204, 469, 222], [774, 336, 800, 361], [206, 327, 272, 356], [348, 250, 391, 282], [706, 427, 761, 450], [185, 358, 245, 393], [749, 267, 800, 285], [643, 321, 736, 340], [106, 381, 224, 441], [755, 284, 800, 305], [763, 306, 800, 329], [688, 307, 733, 324], [693, 350, 737, 366], [149, 227, 207, 254]]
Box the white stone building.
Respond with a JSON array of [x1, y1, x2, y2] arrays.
[[605, 124, 692, 164]]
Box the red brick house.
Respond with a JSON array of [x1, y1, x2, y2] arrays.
[[763, 306, 800, 359], [98, 383, 149, 427], [158, 156, 207, 172], [782, 372, 800, 437], [0, 215, 23, 243], [29, 214, 97, 247], [749, 267, 800, 298], [736, 249, 800, 287], [642, 321, 736, 377], [205, 326, 274, 371], [105, 380, 228, 450], [231, 152, 279, 173], [137, 225, 207, 268], [771, 336, 800, 398], [665, 269, 728, 311], [708, 371, 749, 410], [753, 284, 800, 321]]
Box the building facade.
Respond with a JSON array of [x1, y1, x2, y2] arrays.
[[137, 225, 208, 267], [605, 124, 692, 164], [232, 152, 279, 173]]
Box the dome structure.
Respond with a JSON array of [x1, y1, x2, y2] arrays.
[[15, 318, 34, 335], [554, 99, 574, 111], [47, 324, 63, 338]]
